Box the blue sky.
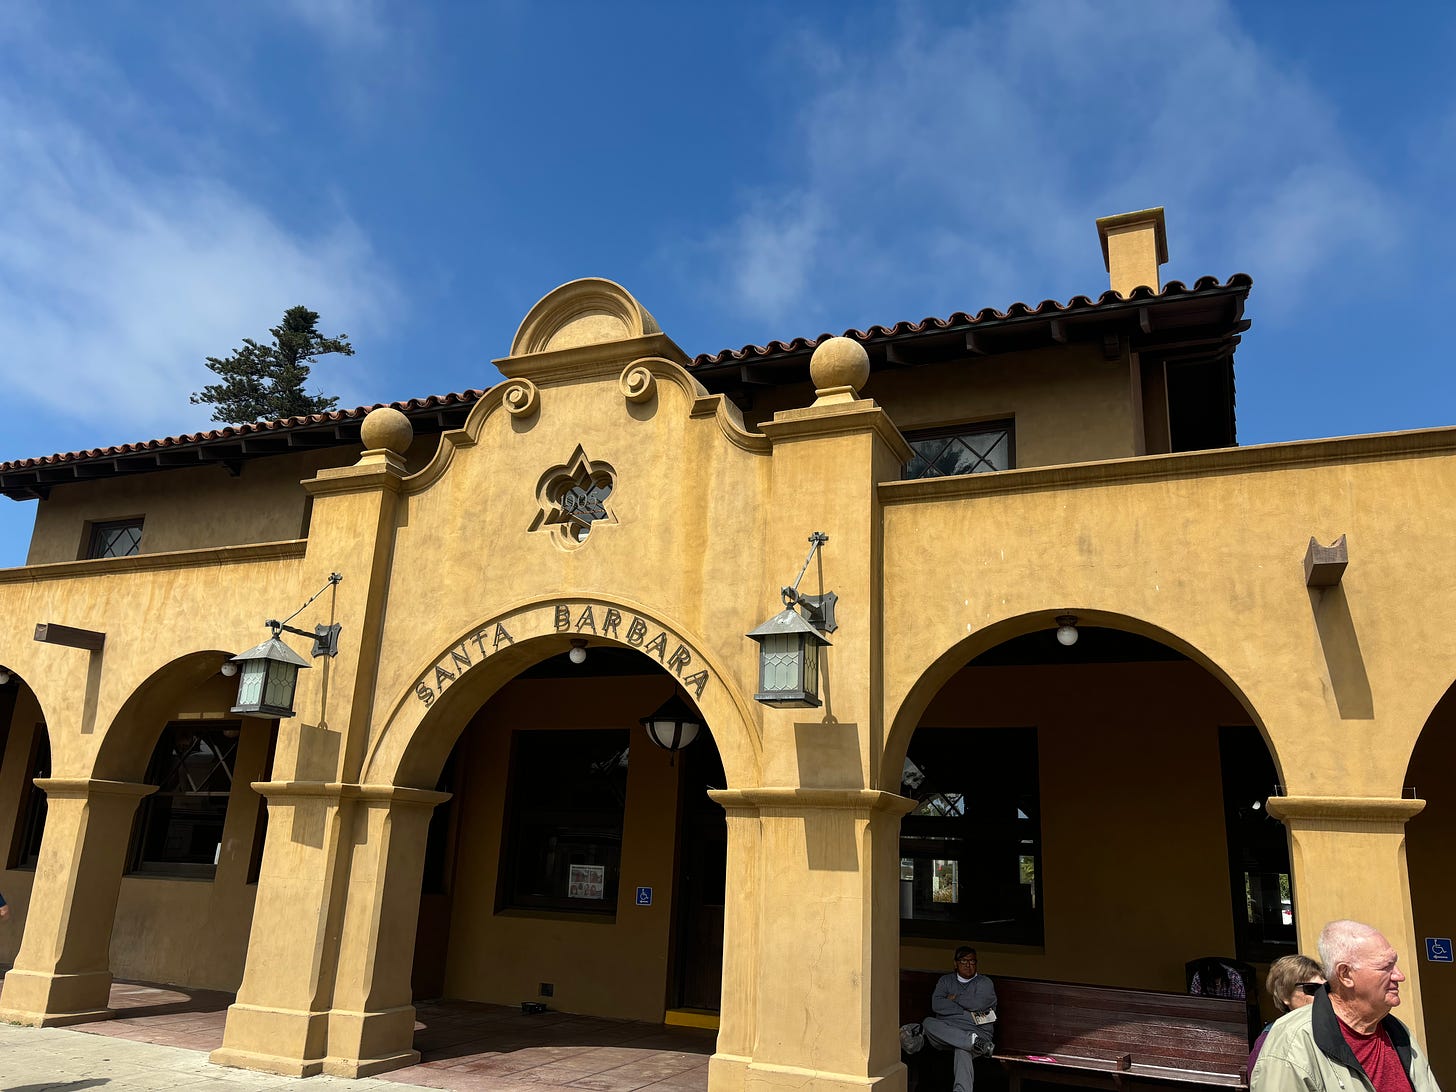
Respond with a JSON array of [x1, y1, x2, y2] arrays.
[[1, 1, 1453, 566]]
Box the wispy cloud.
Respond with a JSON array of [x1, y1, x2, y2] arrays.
[[703, 1, 1401, 328], [271, 0, 394, 51], [0, 10, 399, 453], [714, 192, 830, 327], [0, 103, 396, 446]]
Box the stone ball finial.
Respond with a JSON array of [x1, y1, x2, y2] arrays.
[[360, 406, 413, 454], [810, 336, 870, 395]]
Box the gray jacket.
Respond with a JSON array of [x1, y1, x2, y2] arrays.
[[930, 973, 998, 1039], [1251, 989, 1439, 1092]]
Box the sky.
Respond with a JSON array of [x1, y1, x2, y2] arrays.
[[1, 0, 1453, 566]]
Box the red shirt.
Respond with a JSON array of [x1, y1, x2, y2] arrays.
[[1338, 1019, 1414, 1092]]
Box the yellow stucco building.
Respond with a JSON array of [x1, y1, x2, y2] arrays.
[[0, 208, 1452, 1084]]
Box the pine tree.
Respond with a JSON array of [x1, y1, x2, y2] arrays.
[[191, 306, 355, 423]]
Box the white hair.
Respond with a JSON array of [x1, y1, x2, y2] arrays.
[[1318, 920, 1381, 979]]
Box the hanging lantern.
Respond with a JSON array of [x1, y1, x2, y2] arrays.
[[640, 691, 703, 759], [746, 606, 831, 709], [229, 635, 312, 718]]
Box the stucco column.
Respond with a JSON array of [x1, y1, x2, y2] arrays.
[[323, 784, 449, 1078], [708, 794, 761, 1092], [0, 778, 155, 1026], [211, 781, 351, 1077], [1267, 795, 1428, 1044], [713, 788, 915, 1092]]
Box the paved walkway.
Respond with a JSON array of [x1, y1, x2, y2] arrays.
[[0, 976, 715, 1091], [0, 1021, 402, 1090]]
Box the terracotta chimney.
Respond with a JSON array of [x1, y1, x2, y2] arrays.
[[1096, 208, 1168, 296]]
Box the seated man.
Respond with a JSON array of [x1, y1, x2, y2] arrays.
[[922, 946, 997, 1092]]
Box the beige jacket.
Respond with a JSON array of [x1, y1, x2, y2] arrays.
[[1251, 989, 1440, 1092]]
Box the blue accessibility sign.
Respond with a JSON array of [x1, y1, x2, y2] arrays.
[[1426, 938, 1453, 963], [636, 886, 653, 907]]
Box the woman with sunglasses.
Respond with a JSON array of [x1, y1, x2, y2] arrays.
[[1249, 954, 1326, 1068]]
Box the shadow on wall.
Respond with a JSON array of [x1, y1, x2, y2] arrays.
[[1308, 585, 1373, 720]]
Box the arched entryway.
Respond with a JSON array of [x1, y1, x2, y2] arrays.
[[407, 640, 727, 1024], [1406, 684, 1456, 1075], [0, 668, 52, 961], [213, 598, 762, 1077], [0, 650, 275, 1027], [886, 612, 1286, 1018], [94, 652, 276, 993]]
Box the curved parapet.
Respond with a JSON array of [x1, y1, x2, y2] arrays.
[[509, 277, 664, 358]]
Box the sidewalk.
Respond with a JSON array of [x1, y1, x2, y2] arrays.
[[0, 1020, 403, 1090], [0, 975, 714, 1091], [0, 1014, 714, 1092]]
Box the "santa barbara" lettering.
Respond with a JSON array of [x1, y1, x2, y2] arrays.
[[413, 602, 710, 708]]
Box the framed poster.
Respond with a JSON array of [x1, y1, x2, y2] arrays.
[[568, 864, 606, 900]]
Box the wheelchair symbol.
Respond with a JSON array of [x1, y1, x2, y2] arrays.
[[1426, 938, 1453, 963]]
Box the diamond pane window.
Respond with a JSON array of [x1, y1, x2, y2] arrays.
[[130, 723, 241, 877], [87, 518, 143, 559], [903, 422, 1014, 480]]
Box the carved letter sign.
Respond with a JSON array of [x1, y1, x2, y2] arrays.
[[413, 602, 711, 708]]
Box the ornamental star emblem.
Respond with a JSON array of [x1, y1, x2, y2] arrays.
[[529, 445, 617, 547]]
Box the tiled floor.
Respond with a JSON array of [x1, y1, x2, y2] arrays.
[[377, 1002, 714, 1092], [5, 972, 715, 1091]]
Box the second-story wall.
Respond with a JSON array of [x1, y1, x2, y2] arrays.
[[23, 436, 442, 565], [739, 342, 1141, 469]]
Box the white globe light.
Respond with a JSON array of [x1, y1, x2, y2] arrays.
[[220, 661, 239, 678], [1056, 624, 1079, 646], [568, 643, 587, 665], [0, 668, 10, 685], [650, 719, 699, 750]]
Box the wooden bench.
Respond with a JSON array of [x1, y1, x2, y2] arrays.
[[901, 971, 1250, 1091]]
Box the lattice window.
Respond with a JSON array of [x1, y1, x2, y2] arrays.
[[87, 518, 143, 559], [903, 422, 1014, 479], [130, 723, 240, 877]]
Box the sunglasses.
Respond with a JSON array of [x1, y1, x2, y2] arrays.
[[1294, 982, 1323, 996]]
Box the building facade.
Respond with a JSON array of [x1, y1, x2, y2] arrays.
[[0, 209, 1453, 1085]]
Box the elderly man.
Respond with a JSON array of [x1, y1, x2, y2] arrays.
[[1252, 920, 1441, 1092], [922, 946, 997, 1092]]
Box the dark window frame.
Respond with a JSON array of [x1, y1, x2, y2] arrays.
[[420, 746, 461, 896], [1219, 725, 1296, 963], [128, 721, 242, 880], [898, 725, 1043, 947], [244, 725, 278, 885], [497, 728, 630, 918], [84, 517, 144, 560], [901, 420, 1015, 480], [8, 723, 48, 870]]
